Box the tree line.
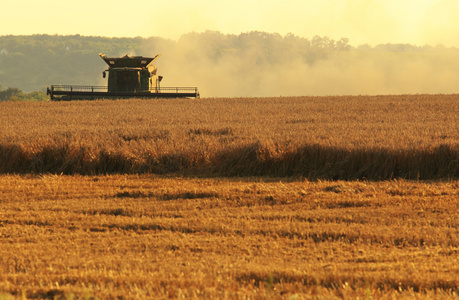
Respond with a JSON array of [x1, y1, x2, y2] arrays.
[[0, 87, 47, 101], [0, 32, 456, 99]]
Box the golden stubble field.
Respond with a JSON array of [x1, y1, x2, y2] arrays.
[[0, 95, 458, 299], [0, 175, 458, 299]]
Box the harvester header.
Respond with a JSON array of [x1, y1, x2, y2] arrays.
[[47, 53, 199, 100]]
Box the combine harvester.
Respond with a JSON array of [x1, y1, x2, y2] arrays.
[[47, 53, 199, 100]]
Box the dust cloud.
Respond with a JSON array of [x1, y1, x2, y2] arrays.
[[139, 31, 459, 97]]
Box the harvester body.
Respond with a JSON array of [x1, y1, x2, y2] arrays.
[[101, 53, 159, 93], [47, 53, 199, 100]]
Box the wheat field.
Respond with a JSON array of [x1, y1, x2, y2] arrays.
[[1, 95, 458, 179], [0, 95, 458, 299]]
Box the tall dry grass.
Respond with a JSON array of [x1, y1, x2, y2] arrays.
[[1, 95, 458, 179]]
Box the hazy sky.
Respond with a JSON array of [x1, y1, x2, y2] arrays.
[[1, 0, 459, 47]]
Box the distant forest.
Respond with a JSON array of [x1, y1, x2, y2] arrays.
[[1, 32, 458, 97], [0, 35, 144, 93]]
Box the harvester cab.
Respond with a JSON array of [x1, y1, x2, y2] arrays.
[[99, 53, 161, 93], [47, 53, 199, 100]]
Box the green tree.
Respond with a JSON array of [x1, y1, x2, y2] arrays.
[[0, 87, 23, 101]]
